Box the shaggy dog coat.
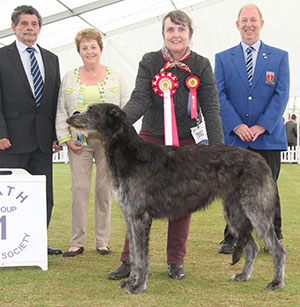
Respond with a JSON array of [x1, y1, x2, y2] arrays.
[[67, 103, 286, 294]]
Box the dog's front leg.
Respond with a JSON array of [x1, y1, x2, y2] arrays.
[[119, 212, 151, 294]]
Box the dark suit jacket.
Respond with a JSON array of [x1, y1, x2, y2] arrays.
[[0, 42, 60, 154], [285, 120, 297, 146]]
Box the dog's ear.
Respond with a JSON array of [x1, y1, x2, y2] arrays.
[[108, 106, 120, 118], [107, 105, 125, 129]]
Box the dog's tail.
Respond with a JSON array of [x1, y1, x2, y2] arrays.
[[232, 218, 253, 265]]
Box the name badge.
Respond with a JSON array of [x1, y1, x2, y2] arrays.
[[191, 121, 207, 144]]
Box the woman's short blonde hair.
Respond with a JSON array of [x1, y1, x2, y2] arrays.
[[75, 28, 103, 52]]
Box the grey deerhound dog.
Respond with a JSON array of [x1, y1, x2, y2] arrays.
[[67, 103, 286, 294]]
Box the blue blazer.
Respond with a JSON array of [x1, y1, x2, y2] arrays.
[[214, 42, 290, 150]]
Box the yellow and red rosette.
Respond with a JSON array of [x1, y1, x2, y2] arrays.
[[186, 75, 200, 119], [152, 71, 179, 146]]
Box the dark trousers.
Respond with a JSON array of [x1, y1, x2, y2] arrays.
[[0, 147, 53, 227], [120, 125, 196, 265], [224, 148, 282, 242]]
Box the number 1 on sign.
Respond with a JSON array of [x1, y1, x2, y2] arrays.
[[0, 215, 7, 240]]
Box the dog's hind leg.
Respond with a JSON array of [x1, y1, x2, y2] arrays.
[[231, 235, 259, 282], [119, 212, 151, 294], [260, 227, 286, 290], [223, 199, 259, 282], [232, 218, 253, 265], [244, 186, 286, 289]]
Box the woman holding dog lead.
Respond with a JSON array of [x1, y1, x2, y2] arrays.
[[55, 28, 130, 257], [109, 10, 224, 280]]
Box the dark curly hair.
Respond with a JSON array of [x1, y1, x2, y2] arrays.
[[11, 5, 42, 27]]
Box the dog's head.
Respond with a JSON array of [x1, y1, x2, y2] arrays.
[[66, 103, 127, 138]]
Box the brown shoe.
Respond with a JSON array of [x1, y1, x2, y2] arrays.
[[63, 247, 84, 257]]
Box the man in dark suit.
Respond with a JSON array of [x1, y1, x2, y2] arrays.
[[285, 114, 297, 147], [214, 4, 290, 254], [0, 5, 62, 255]]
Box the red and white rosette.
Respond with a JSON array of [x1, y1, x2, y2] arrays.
[[152, 71, 179, 146], [186, 75, 200, 120]]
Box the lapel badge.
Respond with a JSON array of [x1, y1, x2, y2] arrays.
[[265, 71, 275, 85]]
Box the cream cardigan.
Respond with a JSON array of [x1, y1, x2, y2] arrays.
[[56, 67, 130, 144]]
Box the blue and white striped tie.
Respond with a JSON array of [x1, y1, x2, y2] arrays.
[[246, 47, 253, 86], [26, 47, 44, 107]]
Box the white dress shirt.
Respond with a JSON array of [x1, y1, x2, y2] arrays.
[[15, 39, 45, 95], [241, 40, 261, 76]]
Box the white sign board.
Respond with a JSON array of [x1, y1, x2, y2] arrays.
[[0, 168, 48, 270]]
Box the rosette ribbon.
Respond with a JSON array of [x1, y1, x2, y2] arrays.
[[186, 75, 200, 119], [152, 71, 179, 146]]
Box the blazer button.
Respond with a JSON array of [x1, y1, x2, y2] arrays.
[[248, 96, 252, 101]]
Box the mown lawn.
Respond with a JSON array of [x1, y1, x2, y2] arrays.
[[0, 163, 299, 306]]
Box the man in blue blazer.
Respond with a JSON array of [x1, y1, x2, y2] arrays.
[[214, 4, 290, 254], [0, 5, 62, 255]]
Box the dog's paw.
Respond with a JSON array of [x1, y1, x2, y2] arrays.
[[231, 273, 248, 282], [119, 280, 129, 289], [119, 280, 146, 294], [264, 280, 285, 290], [125, 286, 146, 294]]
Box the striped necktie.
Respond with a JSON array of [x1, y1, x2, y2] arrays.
[[246, 47, 253, 86], [26, 47, 44, 107]]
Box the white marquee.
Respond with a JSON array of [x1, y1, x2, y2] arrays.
[[1, 0, 300, 117]]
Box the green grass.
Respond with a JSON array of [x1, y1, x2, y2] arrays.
[[1, 163, 300, 306]]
